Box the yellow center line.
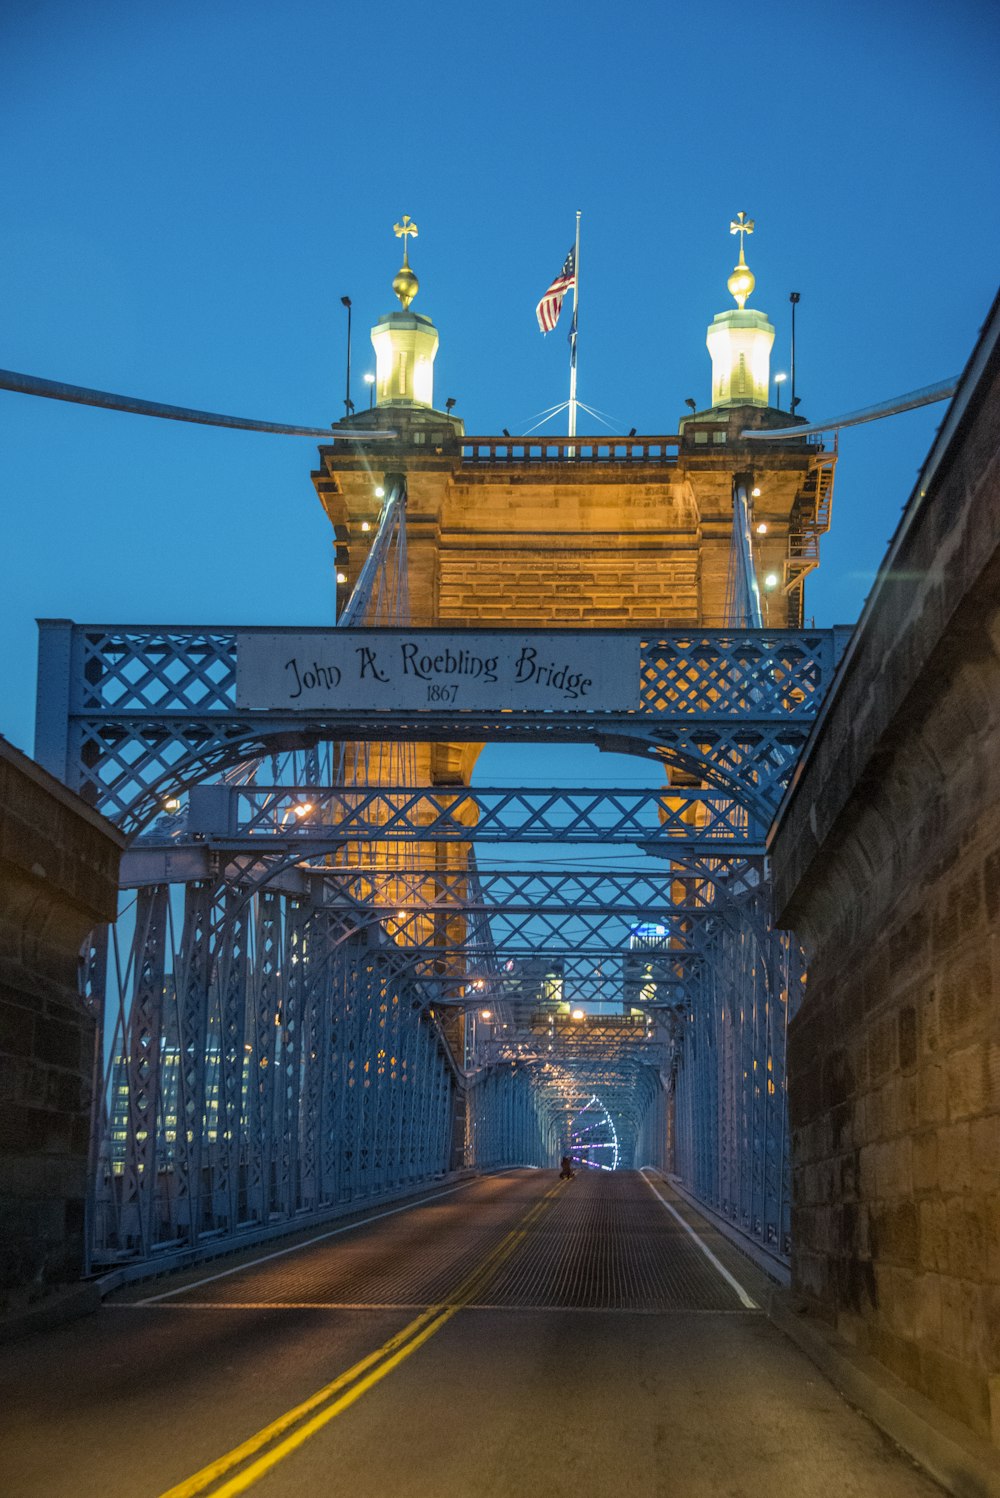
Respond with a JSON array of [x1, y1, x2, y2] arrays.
[[157, 1179, 565, 1498]]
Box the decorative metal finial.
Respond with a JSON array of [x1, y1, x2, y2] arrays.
[[730, 211, 755, 256], [394, 214, 419, 261], [727, 211, 756, 310], [392, 215, 420, 310]]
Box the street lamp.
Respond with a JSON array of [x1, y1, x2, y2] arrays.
[[340, 296, 352, 418], [789, 292, 800, 411], [364, 372, 375, 409], [773, 372, 787, 412]]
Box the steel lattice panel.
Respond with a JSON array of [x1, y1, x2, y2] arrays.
[[37, 623, 848, 828]]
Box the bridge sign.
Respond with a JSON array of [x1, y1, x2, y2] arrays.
[[235, 629, 643, 713]]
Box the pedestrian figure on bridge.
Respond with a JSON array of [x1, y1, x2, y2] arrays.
[[559, 1155, 575, 1180]]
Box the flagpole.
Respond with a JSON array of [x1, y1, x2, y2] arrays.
[[568, 209, 581, 439]]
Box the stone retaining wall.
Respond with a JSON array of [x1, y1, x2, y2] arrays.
[[770, 302, 1000, 1445], [0, 738, 123, 1297]]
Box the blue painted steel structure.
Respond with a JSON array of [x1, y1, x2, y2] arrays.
[[34, 623, 845, 827], [36, 607, 847, 1271]]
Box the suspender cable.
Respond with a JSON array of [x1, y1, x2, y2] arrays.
[[337, 479, 406, 626]]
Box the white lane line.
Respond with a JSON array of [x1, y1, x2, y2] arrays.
[[639, 1168, 758, 1310], [133, 1176, 490, 1305]]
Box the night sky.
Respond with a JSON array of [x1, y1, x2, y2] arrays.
[[2, 0, 998, 789]]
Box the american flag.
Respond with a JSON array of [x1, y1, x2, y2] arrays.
[[535, 247, 576, 333]]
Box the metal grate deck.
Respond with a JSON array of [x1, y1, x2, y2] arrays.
[[477, 1172, 742, 1311], [160, 1172, 747, 1314]]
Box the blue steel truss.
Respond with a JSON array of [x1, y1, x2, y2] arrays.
[[35, 623, 848, 829], [38, 618, 849, 1272]]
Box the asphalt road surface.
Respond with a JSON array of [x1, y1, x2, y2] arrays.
[[0, 1170, 944, 1497]]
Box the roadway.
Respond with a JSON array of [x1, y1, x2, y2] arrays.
[[0, 1170, 943, 1497]]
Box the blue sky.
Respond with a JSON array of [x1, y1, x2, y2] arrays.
[[2, 0, 998, 776]]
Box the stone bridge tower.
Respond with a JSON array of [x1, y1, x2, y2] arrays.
[[312, 216, 836, 791]]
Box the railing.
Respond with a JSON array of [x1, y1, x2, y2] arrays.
[[460, 435, 681, 465]]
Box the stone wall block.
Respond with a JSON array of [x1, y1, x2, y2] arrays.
[[987, 1042, 1000, 1110], [888, 1134, 913, 1199], [911, 1128, 939, 1193], [985, 849, 1000, 923], [919, 984, 941, 1058], [938, 1120, 973, 1193], [941, 948, 991, 1039], [918, 1063, 947, 1126], [888, 1265, 918, 1338], [971, 1115, 1000, 1195], [947, 1044, 990, 1121], [838, 1147, 860, 1201], [900, 1073, 919, 1133], [897, 1004, 918, 1070], [947, 1200, 987, 1283], [870, 1320, 922, 1389], [918, 1197, 949, 1272], [867, 1012, 896, 1084], [919, 1342, 993, 1439], [913, 1271, 943, 1345], [859, 1142, 880, 1198], [986, 1197, 1000, 1284]]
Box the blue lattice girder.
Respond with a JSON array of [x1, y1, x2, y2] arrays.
[[36, 622, 850, 829]]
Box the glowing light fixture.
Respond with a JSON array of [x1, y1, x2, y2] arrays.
[[361, 520, 371, 532], [764, 572, 779, 589], [374, 485, 385, 499], [571, 1008, 585, 1020], [292, 801, 314, 818], [773, 371, 788, 412], [336, 571, 347, 584], [756, 521, 768, 535], [480, 1008, 492, 1021], [751, 486, 761, 498], [163, 796, 181, 813]]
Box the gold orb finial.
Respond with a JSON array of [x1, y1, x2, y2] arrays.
[[727, 211, 756, 310], [392, 214, 419, 310]]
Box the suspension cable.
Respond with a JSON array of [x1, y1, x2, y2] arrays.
[[0, 367, 397, 440]]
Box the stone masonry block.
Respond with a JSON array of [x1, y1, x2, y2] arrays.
[[918, 1063, 948, 1126], [859, 1143, 880, 1197], [947, 1044, 990, 1120], [898, 1003, 918, 1070], [912, 1272, 944, 1345], [987, 1042, 1000, 1110], [911, 1128, 939, 1193], [937, 1121, 973, 1193], [919, 1341, 992, 1440], [947, 1200, 988, 1283], [887, 1265, 918, 1339], [971, 1114, 1000, 1194], [918, 1198, 949, 1272]]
